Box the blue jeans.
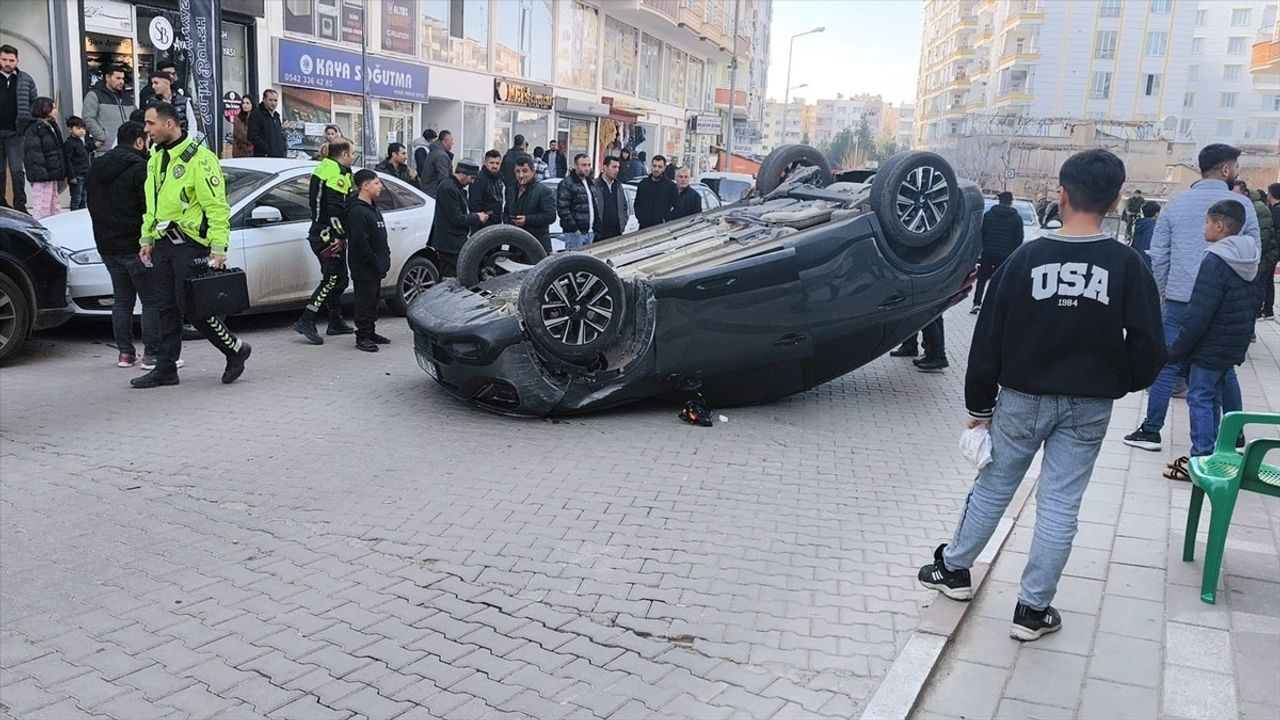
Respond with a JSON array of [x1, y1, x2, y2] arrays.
[[68, 176, 87, 210], [1140, 300, 1187, 433], [563, 231, 594, 249], [102, 253, 159, 358], [944, 388, 1113, 610], [1188, 365, 1230, 456]]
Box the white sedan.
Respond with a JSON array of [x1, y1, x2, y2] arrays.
[[42, 158, 440, 317]]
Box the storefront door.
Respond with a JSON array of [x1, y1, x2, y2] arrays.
[[557, 116, 596, 169], [377, 100, 415, 156]]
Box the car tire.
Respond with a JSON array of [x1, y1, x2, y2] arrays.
[[756, 144, 832, 195], [457, 225, 548, 288], [0, 272, 31, 364], [871, 151, 960, 249], [389, 254, 441, 315], [517, 252, 626, 365]]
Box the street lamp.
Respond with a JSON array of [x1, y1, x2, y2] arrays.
[[781, 26, 825, 146]]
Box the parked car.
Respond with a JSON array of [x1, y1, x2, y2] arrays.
[[543, 178, 721, 248], [982, 198, 1046, 243], [696, 171, 755, 203], [0, 209, 73, 362], [408, 146, 982, 416], [41, 158, 440, 318]]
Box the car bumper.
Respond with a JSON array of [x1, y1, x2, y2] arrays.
[[65, 260, 131, 317]]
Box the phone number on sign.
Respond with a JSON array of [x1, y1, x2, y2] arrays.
[[282, 72, 335, 89]]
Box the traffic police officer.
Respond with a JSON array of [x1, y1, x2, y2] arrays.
[[291, 139, 357, 344], [133, 102, 251, 388]]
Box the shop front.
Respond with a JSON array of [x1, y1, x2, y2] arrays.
[[275, 37, 429, 161], [493, 79, 553, 157], [554, 98, 609, 168], [686, 113, 723, 177]]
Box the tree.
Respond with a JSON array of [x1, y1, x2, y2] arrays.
[[823, 127, 856, 169]]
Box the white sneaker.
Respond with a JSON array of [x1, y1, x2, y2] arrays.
[[139, 357, 185, 370]]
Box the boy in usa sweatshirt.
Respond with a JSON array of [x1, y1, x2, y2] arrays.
[[918, 149, 1167, 642]]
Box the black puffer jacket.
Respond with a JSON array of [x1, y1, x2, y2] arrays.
[[979, 204, 1024, 263], [556, 173, 600, 234], [1168, 238, 1261, 371], [86, 145, 148, 255], [23, 118, 65, 182], [469, 169, 504, 226]]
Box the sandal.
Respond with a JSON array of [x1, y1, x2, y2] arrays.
[[1163, 455, 1189, 482]]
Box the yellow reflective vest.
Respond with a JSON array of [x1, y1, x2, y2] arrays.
[[140, 134, 231, 254]]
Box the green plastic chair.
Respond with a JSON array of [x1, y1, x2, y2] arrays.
[[1182, 412, 1280, 604]]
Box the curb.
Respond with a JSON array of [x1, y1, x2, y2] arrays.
[[858, 458, 1041, 720]]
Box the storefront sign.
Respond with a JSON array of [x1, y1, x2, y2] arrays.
[[222, 90, 242, 118], [495, 79, 554, 110], [341, 1, 364, 45], [691, 114, 722, 136], [277, 38, 430, 103], [83, 0, 134, 35], [304, 122, 329, 137], [554, 97, 609, 117], [149, 16, 175, 51], [178, 0, 223, 152], [382, 0, 417, 56]]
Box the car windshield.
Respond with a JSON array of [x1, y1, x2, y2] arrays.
[[223, 168, 274, 207]]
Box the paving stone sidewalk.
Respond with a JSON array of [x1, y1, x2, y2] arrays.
[[912, 318, 1280, 720]]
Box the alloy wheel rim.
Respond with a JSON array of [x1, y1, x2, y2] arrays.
[[0, 291, 13, 351], [895, 166, 950, 234], [539, 270, 615, 347], [402, 264, 436, 303]]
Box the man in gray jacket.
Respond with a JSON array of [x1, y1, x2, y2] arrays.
[[0, 44, 38, 213], [1123, 143, 1260, 454], [418, 130, 454, 199], [82, 65, 136, 154]]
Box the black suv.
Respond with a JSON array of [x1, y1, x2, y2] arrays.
[[0, 208, 73, 362]]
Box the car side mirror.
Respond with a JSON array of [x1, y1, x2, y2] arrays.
[[248, 205, 283, 226]]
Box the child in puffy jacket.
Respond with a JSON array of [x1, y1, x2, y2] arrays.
[[1167, 200, 1260, 461], [63, 116, 92, 211], [22, 96, 66, 219]]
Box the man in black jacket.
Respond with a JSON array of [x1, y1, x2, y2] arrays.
[[419, 130, 454, 199], [431, 160, 487, 276], [670, 167, 702, 220], [917, 149, 1165, 642], [346, 169, 393, 352], [469, 149, 504, 227], [556, 153, 600, 249], [500, 134, 525, 189], [634, 154, 679, 229], [595, 155, 629, 241], [543, 139, 567, 179], [505, 155, 557, 253], [248, 89, 286, 158], [87, 120, 158, 367], [971, 191, 1025, 312]]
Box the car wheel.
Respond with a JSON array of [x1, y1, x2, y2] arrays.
[[517, 253, 626, 365], [871, 151, 960, 249], [457, 225, 548, 288], [756, 144, 832, 195], [389, 255, 441, 315], [0, 272, 32, 364]]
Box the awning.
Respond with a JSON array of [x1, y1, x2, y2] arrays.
[[601, 96, 647, 122]]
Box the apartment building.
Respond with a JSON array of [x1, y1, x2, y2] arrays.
[[813, 94, 886, 146], [914, 0, 1279, 157], [754, 98, 815, 155]]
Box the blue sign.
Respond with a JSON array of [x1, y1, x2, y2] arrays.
[[277, 38, 429, 103]]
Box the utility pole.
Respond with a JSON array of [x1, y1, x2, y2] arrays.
[[726, 0, 740, 168]]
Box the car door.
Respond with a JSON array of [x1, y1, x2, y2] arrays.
[[235, 175, 317, 308], [696, 186, 722, 212], [376, 178, 432, 292]]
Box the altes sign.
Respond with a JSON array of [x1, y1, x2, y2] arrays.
[[495, 79, 554, 110], [277, 38, 429, 102]]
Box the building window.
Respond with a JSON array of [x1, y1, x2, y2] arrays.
[[1192, 38, 1203, 55], [1180, 118, 1194, 135], [1230, 8, 1251, 25], [1188, 65, 1199, 81], [1217, 119, 1233, 136], [667, 47, 688, 106], [1220, 92, 1238, 108], [1265, 5, 1278, 27], [687, 57, 705, 111], [1090, 71, 1112, 99], [1227, 37, 1246, 54], [493, 0, 553, 83], [1143, 73, 1161, 97], [1151, 0, 1171, 12], [555, 1, 600, 91], [1223, 65, 1242, 81], [1094, 30, 1117, 59], [1265, 93, 1280, 111], [1195, 9, 1208, 25], [1259, 121, 1279, 140], [602, 16, 639, 95], [461, 102, 488, 162], [421, 0, 490, 70], [638, 33, 663, 100], [1145, 32, 1168, 56], [1100, 0, 1121, 17], [1183, 91, 1195, 108]]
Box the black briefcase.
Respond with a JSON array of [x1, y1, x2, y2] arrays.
[[185, 264, 250, 318]]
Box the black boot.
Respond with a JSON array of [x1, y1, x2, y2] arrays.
[[291, 310, 324, 345], [369, 332, 391, 345], [327, 309, 355, 336], [222, 342, 252, 384], [355, 337, 379, 352], [131, 366, 180, 389]]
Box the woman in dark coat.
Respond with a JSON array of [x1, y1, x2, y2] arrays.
[[232, 97, 254, 158], [23, 96, 66, 219], [618, 148, 637, 183]]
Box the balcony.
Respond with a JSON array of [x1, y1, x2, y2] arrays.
[[994, 88, 1034, 104], [1253, 26, 1280, 74], [998, 50, 1041, 68], [676, 4, 705, 34], [1003, 8, 1046, 32], [640, 0, 678, 20], [948, 74, 972, 89], [975, 27, 994, 46]]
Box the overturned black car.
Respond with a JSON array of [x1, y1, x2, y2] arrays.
[[407, 147, 982, 416]]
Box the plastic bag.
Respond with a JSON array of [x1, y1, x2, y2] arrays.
[[959, 425, 993, 469]]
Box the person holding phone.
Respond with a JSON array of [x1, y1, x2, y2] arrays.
[[504, 154, 556, 253]]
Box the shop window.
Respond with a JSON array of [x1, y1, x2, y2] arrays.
[[495, 108, 550, 157], [555, 1, 600, 91], [421, 0, 489, 71], [494, 0, 552, 83], [284, 0, 364, 44], [603, 17, 640, 95], [462, 102, 488, 162], [638, 34, 663, 101]]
